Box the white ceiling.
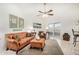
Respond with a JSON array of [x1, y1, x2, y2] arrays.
[[1, 3, 79, 17], [4, 3, 79, 25], [0, 3, 79, 32]]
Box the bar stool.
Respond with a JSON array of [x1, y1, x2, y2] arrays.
[[72, 29, 79, 47]]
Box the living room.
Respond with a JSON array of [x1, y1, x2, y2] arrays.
[[0, 3, 79, 55]]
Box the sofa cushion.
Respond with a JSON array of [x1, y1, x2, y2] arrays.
[[16, 32, 26, 39], [7, 38, 16, 42], [8, 35, 13, 39], [7, 34, 15, 39], [18, 38, 29, 45]]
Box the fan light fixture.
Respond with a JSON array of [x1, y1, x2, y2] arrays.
[[37, 3, 54, 18], [42, 14, 48, 18]]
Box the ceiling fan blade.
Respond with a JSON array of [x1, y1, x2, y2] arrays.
[[38, 11, 44, 13], [48, 10, 53, 12], [45, 10, 53, 14], [48, 14, 54, 16]]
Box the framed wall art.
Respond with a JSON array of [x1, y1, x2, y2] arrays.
[[9, 14, 18, 28], [9, 14, 24, 31], [19, 17, 24, 28]]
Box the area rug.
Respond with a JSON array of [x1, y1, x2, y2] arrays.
[[18, 39, 64, 55]]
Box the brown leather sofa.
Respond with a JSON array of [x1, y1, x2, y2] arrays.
[[30, 38, 45, 51], [30, 31, 46, 51], [5, 32, 35, 54]]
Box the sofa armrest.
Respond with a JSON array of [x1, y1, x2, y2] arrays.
[[7, 38, 18, 44], [7, 38, 20, 48]]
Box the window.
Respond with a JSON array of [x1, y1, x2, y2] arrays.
[[48, 22, 61, 39]]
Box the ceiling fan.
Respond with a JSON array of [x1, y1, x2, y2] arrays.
[[37, 3, 54, 17]]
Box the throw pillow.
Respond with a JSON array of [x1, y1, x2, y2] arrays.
[[8, 35, 14, 39], [12, 35, 16, 39], [15, 35, 20, 41], [26, 33, 31, 37]]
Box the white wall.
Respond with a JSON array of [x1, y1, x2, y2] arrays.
[[42, 3, 79, 41], [0, 3, 24, 50], [0, 3, 79, 50]]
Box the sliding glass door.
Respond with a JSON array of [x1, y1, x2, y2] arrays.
[[48, 22, 61, 39]]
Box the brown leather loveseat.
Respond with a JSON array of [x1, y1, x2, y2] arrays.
[[5, 32, 35, 54]]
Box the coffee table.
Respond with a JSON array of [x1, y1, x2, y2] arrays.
[[30, 38, 45, 51]]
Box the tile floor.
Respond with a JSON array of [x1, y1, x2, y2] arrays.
[[56, 38, 79, 55], [0, 37, 79, 55]]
